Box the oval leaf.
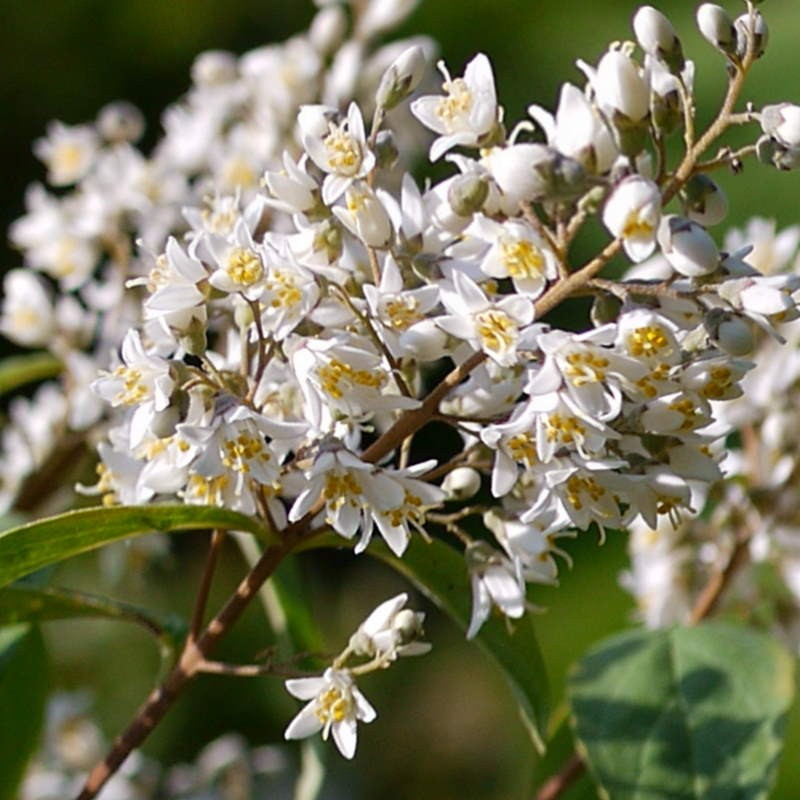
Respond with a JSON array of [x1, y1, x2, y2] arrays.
[[0, 585, 186, 649], [0, 505, 269, 589], [368, 536, 549, 752], [0, 625, 49, 800], [0, 352, 61, 396], [569, 622, 796, 800]]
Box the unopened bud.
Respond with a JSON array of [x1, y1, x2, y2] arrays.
[[191, 50, 238, 87], [735, 10, 768, 60], [761, 103, 800, 149], [658, 215, 720, 277], [537, 152, 589, 202], [633, 6, 685, 74], [96, 102, 144, 143], [181, 316, 207, 356], [611, 112, 650, 158], [376, 45, 427, 110], [392, 609, 425, 645], [309, 5, 347, 55], [651, 86, 682, 136], [314, 219, 344, 262], [680, 174, 728, 226], [696, 4, 737, 56], [374, 130, 400, 170], [442, 467, 482, 501], [448, 173, 490, 217], [704, 309, 755, 356], [756, 133, 800, 171], [591, 292, 623, 326]]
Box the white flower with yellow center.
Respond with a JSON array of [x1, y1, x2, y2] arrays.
[[92, 330, 175, 447], [302, 102, 375, 205], [332, 181, 393, 248], [437, 271, 534, 367], [33, 121, 99, 186], [288, 449, 404, 541], [411, 53, 499, 161], [603, 175, 662, 263], [470, 215, 558, 298], [0, 269, 55, 348], [288, 335, 418, 433], [284, 667, 376, 759], [260, 255, 320, 341], [205, 219, 267, 299], [363, 254, 442, 360]]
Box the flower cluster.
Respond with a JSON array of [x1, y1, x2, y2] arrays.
[[5, 0, 800, 772]]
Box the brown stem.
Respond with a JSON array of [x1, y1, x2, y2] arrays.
[[536, 753, 585, 800], [689, 530, 751, 625], [188, 529, 226, 643], [76, 537, 292, 799]]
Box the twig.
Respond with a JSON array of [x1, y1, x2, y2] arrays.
[[188, 529, 226, 644], [536, 753, 585, 800]]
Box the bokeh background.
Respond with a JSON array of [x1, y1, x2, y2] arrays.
[[3, 1, 800, 797]]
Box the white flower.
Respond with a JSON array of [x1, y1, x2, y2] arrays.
[[411, 53, 498, 161], [33, 121, 99, 186], [528, 83, 617, 174], [263, 151, 320, 215], [284, 667, 376, 759], [466, 542, 526, 638], [332, 181, 394, 247], [302, 102, 375, 205], [204, 219, 267, 299], [349, 593, 431, 660], [288, 449, 402, 542], [0, 269, 55, 347], [363, 254, 442, 359], [92, 330, 175, 447], [437, 271, 534, 366], [603, 175, 661, 262], [470, 215, 558, 298]]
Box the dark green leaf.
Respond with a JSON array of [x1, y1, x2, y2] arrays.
[[0, 504, 270, 589], [0, 352, 61, 396], [0, 584, 186, 651], [569, 622, 796, 800], [368, 536, 549, 752], [0, 625, 48, 800]]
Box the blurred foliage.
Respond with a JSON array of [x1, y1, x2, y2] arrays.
[[2, 1, 800, 797]]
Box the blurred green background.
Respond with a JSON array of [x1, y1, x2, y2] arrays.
[[3, 1, 800, 797]]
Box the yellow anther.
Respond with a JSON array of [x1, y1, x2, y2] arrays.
[[225, 248, 264, 287]]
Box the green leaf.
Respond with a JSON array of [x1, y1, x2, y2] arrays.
[[0, 625, 49, 800], [368, 536, 549, 752], [0, 584, 186, 650], [0, 504, 270, 589], [569, 622, 796, 800], [0, 352, 61, 396]]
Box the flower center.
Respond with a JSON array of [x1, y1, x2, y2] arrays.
[[324, 124, 362, 176], [627, 325, 671, 359], [112, 366, 149, 406], [435, 78, 473, 129], [317, 358, 385, 400], [316, 686, 350, 724], [225, 248, 264, 287], [475, 309, 517, 354], [384, 297, 421, 331], [500, 239, 545, 279]]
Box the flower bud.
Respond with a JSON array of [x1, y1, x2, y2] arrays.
[[680, 174, 728, 227], [374, 130, 400, 170], [191, 50, 238, 87], [696, 4, 737, 56], [633, 6, 685, 73], [442, 467, 482, 501], [309, 5, 347, 55], [704, 309, 755, 356], [448, 173, 490, 217], [484, 143, 553, 207], [658, 215, 720, 277], [756, 133, 800, 171], [181, 316, 208, 356], [761, 104, 800, 149], [333, 184, 393, 247], [591, 292, 623, 326], [376, 45, 427, 110], [392, 608, 426, 645], [595, 50, 651, 123], [96, 102, 144, 143], [735, 10, 768, 60]]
